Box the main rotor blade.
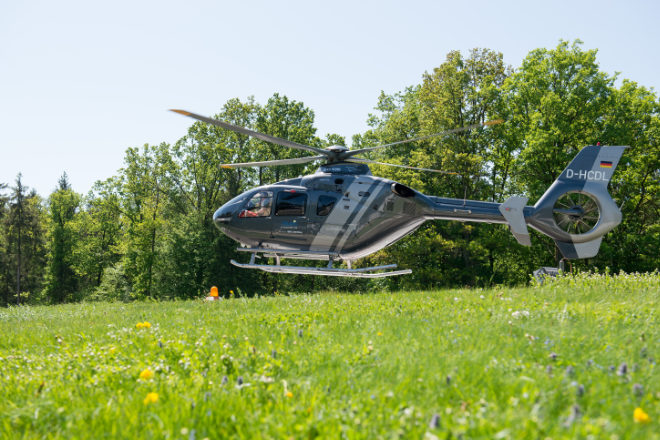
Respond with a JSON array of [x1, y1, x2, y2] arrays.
[[219, 155, 326, 169], [349, 158, 460, 175], [345, 119, 503, 158], [170, 109, 328, 156]]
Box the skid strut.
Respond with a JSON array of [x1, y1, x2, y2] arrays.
[[232, 248, 411, 278]]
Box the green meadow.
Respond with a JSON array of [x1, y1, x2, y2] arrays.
[[1, 273, 659, 439]]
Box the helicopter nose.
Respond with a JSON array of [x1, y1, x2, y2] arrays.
[[213, 205, 234, 228]]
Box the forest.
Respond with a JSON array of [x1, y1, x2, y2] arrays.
[[1, 41, 658, 305]]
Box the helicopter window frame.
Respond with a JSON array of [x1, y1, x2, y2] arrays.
[[316, 195, 338, 216], [275, 191, 307, 217], [238, 191, 273, 218]]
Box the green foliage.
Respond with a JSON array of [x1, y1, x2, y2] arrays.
[[43, 173, 81, 303], [0, 175, 46, 305], [1, 274, 658, 438], [2, 42, 659, 303]]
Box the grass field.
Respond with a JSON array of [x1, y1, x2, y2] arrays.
[[1, 272, 659, 439]]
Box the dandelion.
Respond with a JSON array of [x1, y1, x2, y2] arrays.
[[633, 407, 650, 423], [286, 391, 293, 398], [139, 368, 154, 381], [143, 392, 159, 405], [377, 331, 383, 336], [136, 322, 144, 329]]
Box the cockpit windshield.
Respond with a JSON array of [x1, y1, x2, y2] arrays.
[[238, 191, 273, 218]]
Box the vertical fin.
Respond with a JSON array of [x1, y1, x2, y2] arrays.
[[554, 237, 602, 259], [499, 196, 531, 246]]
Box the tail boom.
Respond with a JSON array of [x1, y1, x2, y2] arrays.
[[422, 145, 626, 260]]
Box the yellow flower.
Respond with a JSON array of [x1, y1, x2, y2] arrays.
[[108, 346, 116, 355], [286, 391, 293, 398], [136, 322, 144, 329], [143, 321, 151, 328], [139, 368, 154, 381], [634, 407, 650, 423], [377, 332, 383, 336], [143, 392, 159, 405]]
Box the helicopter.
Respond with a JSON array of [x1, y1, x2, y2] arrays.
[[171, 109, 626, 278]]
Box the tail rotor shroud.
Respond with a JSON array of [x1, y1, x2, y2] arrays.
[[552, 191, 601, 235]]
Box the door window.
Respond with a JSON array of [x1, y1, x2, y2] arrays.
[[316, 195, 338, 216], [275, 191, 307, 216]]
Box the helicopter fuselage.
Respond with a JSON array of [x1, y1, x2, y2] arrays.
[[213, 163, 513, 261]]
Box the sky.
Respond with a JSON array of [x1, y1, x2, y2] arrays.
[[1, 0, 659, 197]]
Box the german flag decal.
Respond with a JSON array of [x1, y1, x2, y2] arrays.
[[600, 161, 613, 168]]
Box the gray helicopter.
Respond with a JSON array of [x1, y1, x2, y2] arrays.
[[172, 109, 626, 278]]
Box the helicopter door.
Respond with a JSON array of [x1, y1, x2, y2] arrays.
[[271, 190, 309, 245], [236, 190, 274, 243]]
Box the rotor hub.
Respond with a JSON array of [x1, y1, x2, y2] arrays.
[[325, 145, 349, 154]]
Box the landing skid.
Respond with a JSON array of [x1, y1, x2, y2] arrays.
[[232, 249, 412, 278]]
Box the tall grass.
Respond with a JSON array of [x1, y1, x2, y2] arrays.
[[1, 272, 658, 438]]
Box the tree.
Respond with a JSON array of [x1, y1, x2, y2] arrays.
[[2, 175, 46, 304], [118, 144, 172, 299], [161, 97, 263, 298], [362, 49, 513, 288], [43, 173, 82, 303], [254, 93, 320, 184], [69, 180, 123, 292]]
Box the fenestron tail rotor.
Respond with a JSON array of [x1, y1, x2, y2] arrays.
[[552, 191, 601, 235], [170, 109, 502, 172]]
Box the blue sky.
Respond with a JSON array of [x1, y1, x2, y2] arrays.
[[1, 0, 658, 197]]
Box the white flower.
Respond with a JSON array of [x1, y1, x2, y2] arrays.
[[511, 310, 530, 318]]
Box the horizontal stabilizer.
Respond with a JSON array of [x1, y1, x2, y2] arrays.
[[499, 196, 531, 246], [554, 237, 602, 259]]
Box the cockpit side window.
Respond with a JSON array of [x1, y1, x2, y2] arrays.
[[275, 191, 307, 216], [316, 195, 337, 216], [238, 191, 273, 218]]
